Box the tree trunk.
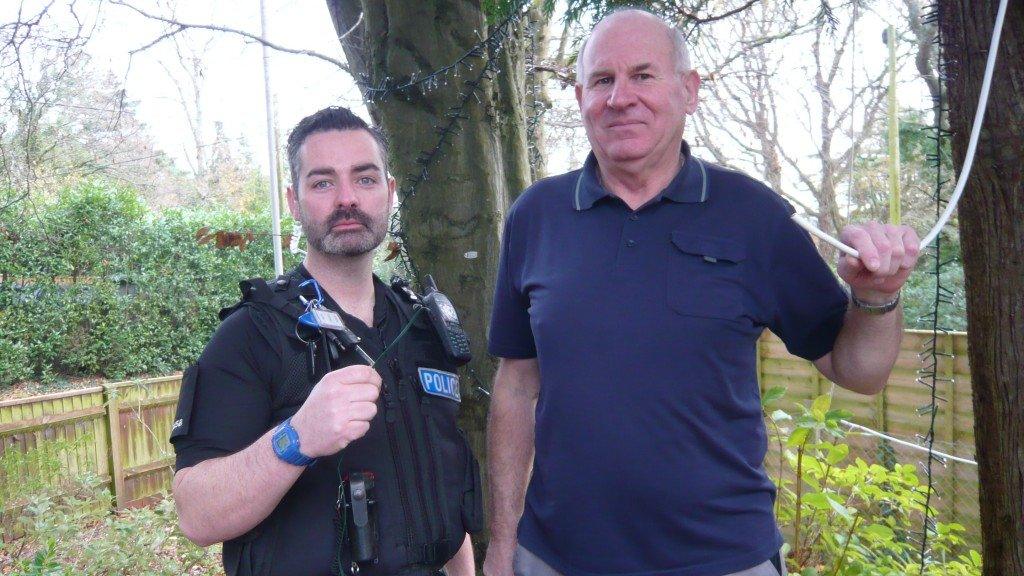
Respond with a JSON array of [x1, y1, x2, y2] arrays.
[[940, 1, 1024, 574], [328, 0, 531, 554]]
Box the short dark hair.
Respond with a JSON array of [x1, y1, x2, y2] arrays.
[[286, 106, 390, 192]]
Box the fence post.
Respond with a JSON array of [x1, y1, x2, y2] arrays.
[[104, 385, 126, 508], [944, 333, 958, 523]]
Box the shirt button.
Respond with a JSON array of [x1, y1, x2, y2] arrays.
[[629, 213, 639, 221], [625, 239, 636, 248]]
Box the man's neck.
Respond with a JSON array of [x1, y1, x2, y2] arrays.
[[303, 250, 376, 326], [596, 144, 684, 211]]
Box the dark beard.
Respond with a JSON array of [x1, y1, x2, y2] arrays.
[[304, 206, 387, 257]]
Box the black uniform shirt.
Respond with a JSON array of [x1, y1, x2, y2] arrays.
[[172, 266, 404, 576]]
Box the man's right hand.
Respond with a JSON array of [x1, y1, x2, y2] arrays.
[[482, 538, 516, 576], [289, 364, 381, 457]]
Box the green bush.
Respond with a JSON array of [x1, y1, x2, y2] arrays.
[[1, 443, 221, 575], [762, 389, 981, 575], [0, 180, 300, 387]]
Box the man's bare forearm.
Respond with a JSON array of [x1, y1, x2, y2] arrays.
[[486, 358, 540, 548], [173, 427, 304, 546], [816, 304, 903, 395]]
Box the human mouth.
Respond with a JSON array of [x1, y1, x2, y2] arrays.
[[331, 220, 365, 232]]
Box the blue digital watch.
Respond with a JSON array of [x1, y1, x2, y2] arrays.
[[271, 417, 316, 466]]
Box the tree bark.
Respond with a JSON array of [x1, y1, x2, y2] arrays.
[[939, 1, 1024, 574], [327, 0, 531, 554]]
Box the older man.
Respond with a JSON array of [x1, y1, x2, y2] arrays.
[[484, 9, 918, 576]]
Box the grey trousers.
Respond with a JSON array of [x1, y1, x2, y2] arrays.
[[512, 545, 787, 576]]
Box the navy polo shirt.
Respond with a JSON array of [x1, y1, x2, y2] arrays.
[[488, 142, 849, 576]]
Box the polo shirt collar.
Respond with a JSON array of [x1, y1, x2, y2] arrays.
[[573, 140, 709, 211]]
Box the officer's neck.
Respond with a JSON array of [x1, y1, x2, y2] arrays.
[[303, 249, 376, 327]]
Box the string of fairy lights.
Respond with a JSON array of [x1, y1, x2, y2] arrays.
[[916, 1, 952, 567]]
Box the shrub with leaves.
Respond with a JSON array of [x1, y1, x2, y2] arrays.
[[1, 443, 221, 575], [0, 179, 300, 387], [762, 388, 980, 576]]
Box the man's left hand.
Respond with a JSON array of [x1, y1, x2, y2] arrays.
[[837, 222, 921, 303]]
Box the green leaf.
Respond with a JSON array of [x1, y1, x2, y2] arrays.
[[825, 443, 850, 465], [770, 409, 792, 422], [811, 394, 832, 421], [762, 386, 787, 405], [825, 408, 853, 422], [803, 492, 831, 510], [801, 568, 819, 576], [787, 427, 811, 448], [863, 523, 895, 541], [827, 495, 854, 521]]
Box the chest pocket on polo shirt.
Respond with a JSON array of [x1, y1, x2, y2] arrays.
[[667, 231, 748, 321]]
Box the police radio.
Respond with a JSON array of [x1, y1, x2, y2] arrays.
[[420, 275, 472, 365]]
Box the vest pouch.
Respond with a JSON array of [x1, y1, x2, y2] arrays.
[[457, 428, 484, 534]]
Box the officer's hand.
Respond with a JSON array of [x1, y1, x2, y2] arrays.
[[289, 364, 381, 457], [837, 222, 920, 304], [482, 539, 516, 576]]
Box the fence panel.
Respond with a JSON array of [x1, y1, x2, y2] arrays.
[[0, 375, 181, 512], [758, 329, 978, 549]]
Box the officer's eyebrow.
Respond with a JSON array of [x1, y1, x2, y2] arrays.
[[304, 167, 337, 179], [351, 162, 383, 175]]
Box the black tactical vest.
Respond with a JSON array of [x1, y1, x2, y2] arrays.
[[218, 269, 483, 576]]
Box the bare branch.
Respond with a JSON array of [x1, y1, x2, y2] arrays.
[[675, 0, 760, 26], [109, 0, 353, 76]]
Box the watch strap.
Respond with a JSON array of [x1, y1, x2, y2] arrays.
[[272, 417, 316, 466], [851, 290, 901, 315]]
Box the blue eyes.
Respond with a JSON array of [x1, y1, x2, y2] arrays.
[[310, 177, 377, 190]]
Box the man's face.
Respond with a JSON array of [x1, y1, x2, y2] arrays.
[[287, 129, 395, 257], [575, 14, 700, 167]]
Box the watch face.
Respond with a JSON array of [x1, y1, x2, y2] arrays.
[[276, 435, 291, 450]]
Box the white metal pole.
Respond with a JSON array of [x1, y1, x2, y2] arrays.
[[260, 0, 284, 277]]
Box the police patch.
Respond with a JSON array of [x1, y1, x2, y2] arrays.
[[417, 368, 461, 402]]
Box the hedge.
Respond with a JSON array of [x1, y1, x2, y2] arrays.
[[0, 181, 300, 387]]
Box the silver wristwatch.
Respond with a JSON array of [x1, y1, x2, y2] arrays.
[[850, 290, 901, 315]]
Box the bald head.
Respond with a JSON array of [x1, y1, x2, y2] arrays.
[[576, 9, 691, 84]]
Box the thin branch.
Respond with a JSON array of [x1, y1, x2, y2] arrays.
[[110, 0, 353, 76], [676, 0, 760, 26]]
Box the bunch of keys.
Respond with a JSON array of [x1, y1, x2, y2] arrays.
[[296, 279, 374, 366]]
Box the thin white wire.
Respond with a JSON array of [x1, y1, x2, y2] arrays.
[[842, 420, 977, 466], [791, 0, 1010, 260]]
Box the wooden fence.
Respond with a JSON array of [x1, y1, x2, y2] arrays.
[[0, 330, 978, 544], [758, 329, 978, 548], [0, 375, 181, 509]]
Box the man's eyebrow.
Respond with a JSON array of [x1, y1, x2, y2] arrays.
[[305, 167, 336, 179], [352, 162, 383, 174], [631, 62, 653, 73]]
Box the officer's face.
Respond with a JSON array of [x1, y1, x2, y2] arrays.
[[287, 129, 395, 257]]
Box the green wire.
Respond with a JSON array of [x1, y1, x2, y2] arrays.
[[370, 306, 425, 367]]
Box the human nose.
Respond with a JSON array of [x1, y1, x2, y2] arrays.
[[333, 182, 359, 208], [607, 79, 637, 109]]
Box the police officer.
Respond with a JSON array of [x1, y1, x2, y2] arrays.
[[170, 107, 483, 576]]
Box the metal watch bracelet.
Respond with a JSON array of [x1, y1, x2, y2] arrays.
[[850, 290, 901, 315]]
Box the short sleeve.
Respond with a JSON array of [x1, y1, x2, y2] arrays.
[[488, 204, 537, 359], [766, 214, 849, 361], [171, 307, 278, 470]]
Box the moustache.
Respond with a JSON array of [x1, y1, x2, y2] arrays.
[[327, 208, 374, 230]]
